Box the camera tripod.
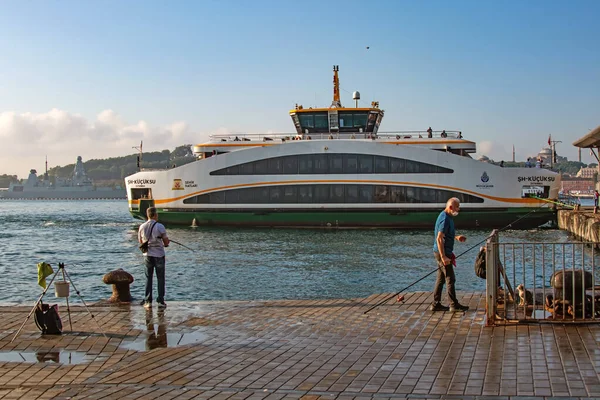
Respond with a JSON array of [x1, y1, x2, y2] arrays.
[[11, 262, 106, 342]]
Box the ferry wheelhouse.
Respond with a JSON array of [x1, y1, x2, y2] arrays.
[[125, 66, 560, 228]]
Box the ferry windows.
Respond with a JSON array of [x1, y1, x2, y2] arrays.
[[405, 187, 417, 203], [209, 153, 454, 176], [270, 186, 282, 202], [182, 184, 484, 205], [210, 191, 226, 204], [374, 156, 389, 173], [390, 186, 406, 203], [314, 114, 328, 129], [345, 185, 359, 203], [298, 185, 313, 203], [225, 190, 240, 204], [353, 113, 368, 128], [299, 156, 313, 174], [254, 159, 269, 175], [312, 155, 328, 174], [299, 114, 314, 128], [330, 184, 345, 202], [374, 185, 389, 203], [283, 186, 297, 203], [339, 114, 353, 128], [225, 165, 239, 175], [358, 155, 373, 173], [358, 185, 373, 203], [329, 154, 344, 174], [238, 187, 254, 203], [314, 185, 329, 203], [131, 188, 152, 200], [255, 187, 270, 203], [268, 157, 284, 174], [343, 154, 359, 173], [390, 158, 405, 173], [283, 156, 298, 174], [239, 162, 254, 175], [420, 187, 438, 203]]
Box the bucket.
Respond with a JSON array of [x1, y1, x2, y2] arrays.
[[54, 281, 70, 298]]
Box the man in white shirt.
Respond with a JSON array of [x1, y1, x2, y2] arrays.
[[138, 207, 170, 309]]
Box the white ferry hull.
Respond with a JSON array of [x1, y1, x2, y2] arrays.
[[125, 140, 560, 229]]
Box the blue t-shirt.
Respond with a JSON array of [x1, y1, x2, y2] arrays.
[[433, 211, 455, 256]]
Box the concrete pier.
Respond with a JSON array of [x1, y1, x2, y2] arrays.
[[558, 209, 600, 243], [2, 292, 600, 398]]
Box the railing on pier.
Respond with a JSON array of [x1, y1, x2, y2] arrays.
[[485, 230, 600, 325]]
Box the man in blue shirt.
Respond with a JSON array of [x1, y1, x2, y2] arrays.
[[430, 198, 470, 312]]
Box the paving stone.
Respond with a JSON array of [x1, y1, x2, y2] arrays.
[[0, 293, 598, 399]]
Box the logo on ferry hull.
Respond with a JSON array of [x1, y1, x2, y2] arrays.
[[476, 171, 494, 189], [172, 179, 184, 190]]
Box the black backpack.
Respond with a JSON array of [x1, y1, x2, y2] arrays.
[[474, 247, 486, 279], [34, 302, 63, 335]]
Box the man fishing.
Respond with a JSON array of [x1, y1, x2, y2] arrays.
[[138, 207, 170, 309], [430, 197, 470, 312]]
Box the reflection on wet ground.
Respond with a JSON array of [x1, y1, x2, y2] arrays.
[[120, 331, 207, 351], [0, 350, 103, 364], [121, 310, 208, 351]]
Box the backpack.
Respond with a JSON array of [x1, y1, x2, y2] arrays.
[[34, 302, 63, 335], [474, 247, 486, 279], [139, 221, 157, 253]]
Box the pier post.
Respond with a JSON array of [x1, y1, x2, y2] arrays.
[[485, 230, 499, 326]]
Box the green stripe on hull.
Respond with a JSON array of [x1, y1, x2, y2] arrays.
[[130, 206, 556, 229]]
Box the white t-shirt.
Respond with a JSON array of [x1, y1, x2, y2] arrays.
[[138, 220, 168, 257]]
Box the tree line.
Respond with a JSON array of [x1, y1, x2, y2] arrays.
[[0, 145, 197, 188]]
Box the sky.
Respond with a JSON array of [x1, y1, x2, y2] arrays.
[[0, 0, 599, 177]]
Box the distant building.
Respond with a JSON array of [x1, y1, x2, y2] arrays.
[[478, 155, 491, 163], [576, 167, 597, 178], [561, 177, 594, 195], [536, 147, 567, 164]]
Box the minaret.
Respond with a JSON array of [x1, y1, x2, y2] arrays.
[[512, 145, 515, 162]]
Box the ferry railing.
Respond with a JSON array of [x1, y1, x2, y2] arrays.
[[208, 130, 465, 142], [485, 230, 600, 325]]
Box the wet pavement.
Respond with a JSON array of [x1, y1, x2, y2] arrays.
[[1, 292, 600, 399]]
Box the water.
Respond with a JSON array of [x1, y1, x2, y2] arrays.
[[0, 200, 584, 304]]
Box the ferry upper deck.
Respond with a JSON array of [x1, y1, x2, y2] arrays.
[[192, 130, 476, 159]]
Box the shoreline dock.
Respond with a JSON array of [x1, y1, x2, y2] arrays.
[[1, 292, 600, 399]]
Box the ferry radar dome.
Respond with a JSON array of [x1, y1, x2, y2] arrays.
[[352, 91, 360, 100]]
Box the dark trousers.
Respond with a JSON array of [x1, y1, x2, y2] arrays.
[[433, 252, 458, 305], [144, 256, 165, 303]]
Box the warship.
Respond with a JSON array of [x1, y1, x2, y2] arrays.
[[0, 156, 126, 200]]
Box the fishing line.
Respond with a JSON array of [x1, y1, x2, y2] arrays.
[[363, 202, 552, 314], [168, 239, 196, 252]]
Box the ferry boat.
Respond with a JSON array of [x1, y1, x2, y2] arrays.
[[125, 66, 560, 228], [1, 156, 126, 200]]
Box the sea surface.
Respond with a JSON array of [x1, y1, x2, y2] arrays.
[[0, 200, 592, 305]]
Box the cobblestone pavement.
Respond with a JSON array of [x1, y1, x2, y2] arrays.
[[1, 292, 600, 399]]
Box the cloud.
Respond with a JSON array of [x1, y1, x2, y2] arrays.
[[478, 140, 493, 156], [0, 108, 213, 176], [476, 140, 514, 162]]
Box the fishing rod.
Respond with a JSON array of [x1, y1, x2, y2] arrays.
[[363, 203, 551, 315], [168, 239, 196, 252]]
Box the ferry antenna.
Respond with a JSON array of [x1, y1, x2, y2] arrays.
[[133, 141, 143, 170]]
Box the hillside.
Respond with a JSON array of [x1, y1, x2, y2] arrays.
[[0, 145, 197, 188]]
